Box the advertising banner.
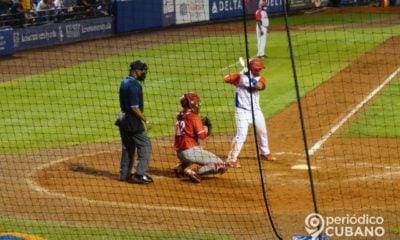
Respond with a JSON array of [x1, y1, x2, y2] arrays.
[[288, 0, 308, 9], [13, 17, 114, 50], [0, 27, 14, 56], [209, 0, 244, 20], [209, 0, 284, 20], [162, 0, 175, 26], [263, 0, 284, 13], [175, 0, 210, 24]]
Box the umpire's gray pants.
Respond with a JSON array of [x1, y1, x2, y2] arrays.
[[119, 129, 152, 180]]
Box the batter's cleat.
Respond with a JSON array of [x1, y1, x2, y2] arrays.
[[262, 153, 276, 161], [131, 173, 153, 184], [173, 164, 185, 178], [184, 168, 201, 183], [227, 160, 241, 168]]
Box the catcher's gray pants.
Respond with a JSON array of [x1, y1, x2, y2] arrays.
[[119, 129, 152, 180], [177, 146, 224, 175]]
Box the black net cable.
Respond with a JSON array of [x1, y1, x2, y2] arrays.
[[282, 0, 320, 221], [242, 1, 282, 239]]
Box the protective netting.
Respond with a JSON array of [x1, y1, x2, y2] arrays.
[[0, 2, 400, 240], [287, 8, 400, 239]]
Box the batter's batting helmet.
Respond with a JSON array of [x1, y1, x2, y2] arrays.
[[180, 92, 200, 113], [249, 58, 265, 76]]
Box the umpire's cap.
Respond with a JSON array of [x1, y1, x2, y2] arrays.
[[130, 60, 148, 71]]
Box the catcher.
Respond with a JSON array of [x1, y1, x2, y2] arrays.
[[173, 92, 228, 183]]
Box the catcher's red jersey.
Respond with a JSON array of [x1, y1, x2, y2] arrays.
[[174, 110, 207, 151]]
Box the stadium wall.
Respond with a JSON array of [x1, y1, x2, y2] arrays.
[[0, 0, 330, 56], [0, 27, 14, 56], [13, 16, 114, 51]]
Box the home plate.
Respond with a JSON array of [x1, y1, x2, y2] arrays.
[[291, 164, 318, 170]]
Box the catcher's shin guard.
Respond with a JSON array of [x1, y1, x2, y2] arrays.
[[196, 163, 228, 175]]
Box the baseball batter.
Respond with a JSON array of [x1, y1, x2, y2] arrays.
[[224, 58, 276, 168], [256, 2, 269, 58]]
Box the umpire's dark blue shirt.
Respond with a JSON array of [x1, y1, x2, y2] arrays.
[[119, 76, 143, 113]]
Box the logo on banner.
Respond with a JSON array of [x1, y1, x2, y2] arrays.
[[65, 24, 81, 38], [13, 32, 20, 48], [211, 0, 243, 14]]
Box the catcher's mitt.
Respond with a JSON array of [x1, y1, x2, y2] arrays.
[[201, 116, 212, 135]]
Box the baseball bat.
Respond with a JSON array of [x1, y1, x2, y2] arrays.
[[239, 56, 246, 68], [239, 56, 249, 74]]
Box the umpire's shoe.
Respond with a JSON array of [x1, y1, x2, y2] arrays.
[[131, 173, 153, 184]]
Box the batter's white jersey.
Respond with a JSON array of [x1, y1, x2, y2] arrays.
[[234, 73, 265, 111]]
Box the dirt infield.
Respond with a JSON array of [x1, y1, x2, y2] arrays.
[[1, 6, 400, 239]]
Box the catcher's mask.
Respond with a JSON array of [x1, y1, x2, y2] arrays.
[[249, 58, 265, 76], [130, 60, 148, 81], [180, 92, 200, 113]]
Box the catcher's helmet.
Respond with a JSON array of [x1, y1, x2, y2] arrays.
[[249, 58, 265, 76], [180, 92, 200, 113]]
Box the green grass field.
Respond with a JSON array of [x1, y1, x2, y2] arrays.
[[342, 75, 400, 137], [0, 21, 399, 153], [0, 13, 399, 154], [0, 216, 232, 240], [1, 11, 400, 237]]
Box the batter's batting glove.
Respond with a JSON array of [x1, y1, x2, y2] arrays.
[[251, 78, 258, 86]]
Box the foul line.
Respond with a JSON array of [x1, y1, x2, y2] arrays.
[[308, 67, 400, 156]]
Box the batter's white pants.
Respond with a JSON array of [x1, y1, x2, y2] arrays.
[[227, 107, 271, 161], [256, 26, 267, 57]]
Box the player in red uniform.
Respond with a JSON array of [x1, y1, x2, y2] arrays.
[[256, 1, 269, 58], [173, 92, 228, 183]]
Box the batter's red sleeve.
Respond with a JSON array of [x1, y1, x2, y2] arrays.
[[224, 73, 240, 86]]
